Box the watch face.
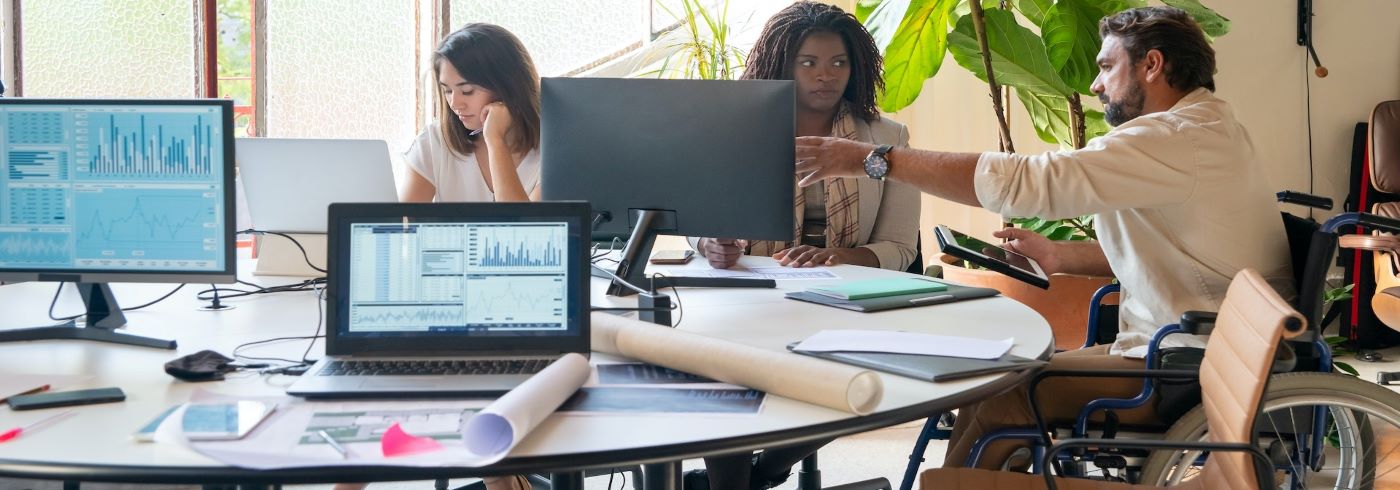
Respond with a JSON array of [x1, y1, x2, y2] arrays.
[[864, 154, 889, 179]]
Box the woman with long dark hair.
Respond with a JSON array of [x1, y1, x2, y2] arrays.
[[401, 23, 542, 203]]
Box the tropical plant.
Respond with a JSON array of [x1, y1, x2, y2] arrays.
[[647, 0, 748, 81]]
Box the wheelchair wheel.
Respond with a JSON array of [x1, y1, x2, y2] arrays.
[[1139, 372, 1400, 489]]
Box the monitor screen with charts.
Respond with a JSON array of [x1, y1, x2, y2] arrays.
[[326, 202, 590, 356], [0, 99, 235, 284]]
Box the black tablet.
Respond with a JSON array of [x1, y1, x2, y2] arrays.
[[934, 225, 1050, 289]]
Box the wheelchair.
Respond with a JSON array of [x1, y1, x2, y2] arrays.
[[899, 192, 1400, 489]]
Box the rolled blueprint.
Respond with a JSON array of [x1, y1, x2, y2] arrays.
[[591, 313, 883, 415], [460, 352, 591, 464]]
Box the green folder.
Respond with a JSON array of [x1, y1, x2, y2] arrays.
[[807, 277, 948, 300]]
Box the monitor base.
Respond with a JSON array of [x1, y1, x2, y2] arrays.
[[0, 320, 177, 349], [0, 283, 177, 349]]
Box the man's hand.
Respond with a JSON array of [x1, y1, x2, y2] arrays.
[[795, 137, 874, 187], [699, 238, 748, 269], [774, 245, 849, 268], [992, 227, 1062, 275]]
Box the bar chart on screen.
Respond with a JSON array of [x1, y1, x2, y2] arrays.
[[74, 109, 219, 180]]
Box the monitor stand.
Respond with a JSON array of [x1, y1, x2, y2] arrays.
[[0, 283, 177, 349], [602, 210, 776, 297]]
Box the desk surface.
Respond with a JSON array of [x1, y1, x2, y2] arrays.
[[0, 254, 1051, 484]]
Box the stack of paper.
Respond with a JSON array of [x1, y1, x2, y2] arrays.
[[807, 277, 948, 300]]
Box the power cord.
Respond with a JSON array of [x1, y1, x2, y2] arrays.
[[232, 282, 326, 374], [47, 283, 186, 322], [195, 278, 325, 301], [650, 272, 685, 328]]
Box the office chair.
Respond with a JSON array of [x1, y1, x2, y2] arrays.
[[917, 268, 1302, 490], [1350, 100, 1400, 385]]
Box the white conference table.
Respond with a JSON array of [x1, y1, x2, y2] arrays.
[[0, 253, 1052, 488]]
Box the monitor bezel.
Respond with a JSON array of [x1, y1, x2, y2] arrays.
[[0, 98, 237, 284], [325, 201, 592, 356]]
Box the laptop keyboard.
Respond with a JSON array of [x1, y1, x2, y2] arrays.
[[319, 359, 551, 376]]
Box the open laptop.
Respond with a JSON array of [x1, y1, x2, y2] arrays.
[[236, 138, 400, 234], [287, 201, 591, 398]]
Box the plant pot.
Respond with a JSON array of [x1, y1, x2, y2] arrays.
[[938, 254, 1116, 351]]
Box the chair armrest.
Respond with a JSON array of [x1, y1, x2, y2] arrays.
[[1026, 369, 1199, 451], [1083, 284, 1122, 349], [1179, 311, 1218, 335], [1041, 439, 1273, 490], [1340, 234, 1400, 253], [1276, 190, 1333, 210]]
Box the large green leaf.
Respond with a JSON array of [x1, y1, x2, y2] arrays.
[[1162, 0, 1231, 38], [863, 0, 909, 51], [1016, 88, 1111, 148], [1042, 0, 1128, 94], [1010, 0, 1052, 26], [856, 0, 884, 23], [948, 9, 1074, 97], [875, 0, 960, 112], [949, 0, 1000, 26]]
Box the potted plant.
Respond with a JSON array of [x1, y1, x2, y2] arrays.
[[860, 0, 1230, 348]]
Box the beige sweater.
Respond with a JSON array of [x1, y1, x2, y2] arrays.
[[975, 88, 1294, 357]]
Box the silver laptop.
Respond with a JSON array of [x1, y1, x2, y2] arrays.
[[236, 138, 399, 233], [287, 201, 591, 398]]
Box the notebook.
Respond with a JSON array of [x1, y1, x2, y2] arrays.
[[786, 280, 998, 312], [287, 201, 591, 398], [786, 342, 1046, 382], [808, 277, 948, 300]]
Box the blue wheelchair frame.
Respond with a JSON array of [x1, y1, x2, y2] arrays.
[[896, 206, 1400, 490]]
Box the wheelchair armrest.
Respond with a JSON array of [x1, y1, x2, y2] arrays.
[[1041, 439, 1274, 490], [1026, 369, 1199, 450], [1179, 311, 1218, 336], [1276, 190, 1333, 210], [1083, 284, 1122, 349]]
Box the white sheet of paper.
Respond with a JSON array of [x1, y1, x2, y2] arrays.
[[187, 354, 591, 469], [793, 330, 1014, 360], [680, 266, 838, 280]]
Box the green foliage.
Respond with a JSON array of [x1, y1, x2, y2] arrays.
[[1009, 215, 1097, 241], [1324, 284, 1355, 305], [868, 0, 960, 112], [947, 9, 1075, 97], [649, 0, 747, 80], [865, 0, 1231, 148]]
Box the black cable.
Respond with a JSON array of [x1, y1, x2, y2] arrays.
[[48, 282, 186, 322], [195, 278, 324, 300], [231, 284, 326, 366], [591, 306, 676, 312], [237, 228, 328, 273], [649, 272, 685, 328], [1304, 48, 1316, 220]]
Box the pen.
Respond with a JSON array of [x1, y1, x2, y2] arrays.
[[0, 410, 75, 443], [318, 429, 349, 459], [909, 294, 955, 304]]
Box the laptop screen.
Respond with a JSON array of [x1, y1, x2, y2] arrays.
[[325, 202, 589, 355]]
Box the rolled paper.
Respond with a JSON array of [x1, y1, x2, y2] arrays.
[[590, 312, 883, 415], [460, 352, 592, 464]]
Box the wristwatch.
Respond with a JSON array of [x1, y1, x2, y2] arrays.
[[864, 144, 893, 180]]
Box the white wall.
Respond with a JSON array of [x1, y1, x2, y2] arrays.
[[885, 1, 1400, 259]]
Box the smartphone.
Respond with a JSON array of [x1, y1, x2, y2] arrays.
[[934, 225, 1050, 289], [7, 387, 126, 411], [649, 249, 695, 265], [181, 401, 278, 440], [132, 405, 182, 442]]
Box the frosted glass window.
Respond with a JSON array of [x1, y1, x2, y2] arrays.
[[20, 0, 197, 97], [450, 0, 647, 76], [263, 1, 418, 154]]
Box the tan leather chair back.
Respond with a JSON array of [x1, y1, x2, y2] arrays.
[[1371, 101, 1400, 194], [1198, 269, 1305, 490]]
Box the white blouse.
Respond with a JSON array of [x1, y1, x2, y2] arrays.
[[403, 122, 540, 202]]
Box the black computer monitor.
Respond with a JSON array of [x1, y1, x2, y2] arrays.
[[540, 78, 795, 296], [0, 99, 236, 349]]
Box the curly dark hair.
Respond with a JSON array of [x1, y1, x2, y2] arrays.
[[1100, 6, 1216, 92], [742, 1, 883, 121]]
